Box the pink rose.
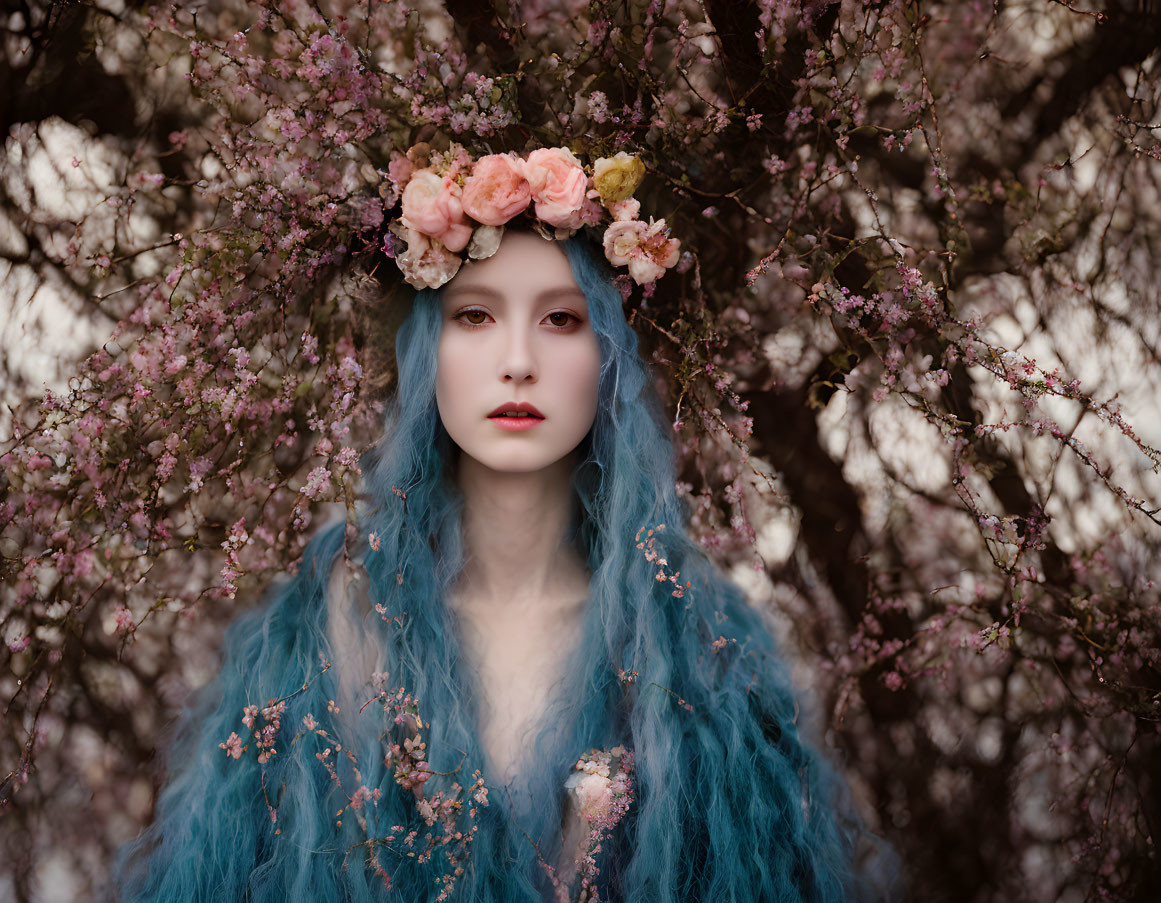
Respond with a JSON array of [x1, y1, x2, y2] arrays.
[[524, 147, 588, 228], [461, 153, 531, 225], [400, 169, 473, 252]]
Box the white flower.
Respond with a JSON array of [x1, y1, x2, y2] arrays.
[[565, 770, 614, 822], [391, 222, 462, 289]]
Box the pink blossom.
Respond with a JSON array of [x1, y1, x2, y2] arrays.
[[608, 197, 641, 222], [350, 785, 373, 810], [300, 465, 332, 500], [219, 732, 244, 759], [604, 219, 646, 265], [400, 169, 472, 252], [460, 153, 531, 225], [114, 607, 135, 634]]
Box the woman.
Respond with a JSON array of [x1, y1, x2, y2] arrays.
[[115, 225, 879, 902]]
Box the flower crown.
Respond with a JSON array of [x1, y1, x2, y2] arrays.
[[384, 144, 681, 290]]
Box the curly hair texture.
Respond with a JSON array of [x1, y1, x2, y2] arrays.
[[114, 236, 892, 902]]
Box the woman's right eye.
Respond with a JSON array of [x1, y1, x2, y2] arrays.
[[454, 309, 491, 327]]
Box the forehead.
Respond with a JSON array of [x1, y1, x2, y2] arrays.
[[443, 232, 582, 302]]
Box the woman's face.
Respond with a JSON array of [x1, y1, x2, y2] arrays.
[[436, 232, 602, 475]]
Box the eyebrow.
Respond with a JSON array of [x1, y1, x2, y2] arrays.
[[443, 285, 587, 303]]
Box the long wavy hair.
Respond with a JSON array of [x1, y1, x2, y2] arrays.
[[115, 235, 889, 902]]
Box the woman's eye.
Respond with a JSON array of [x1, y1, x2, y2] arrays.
[[545, 311, 577, 328], [456, 309, 490, 326]]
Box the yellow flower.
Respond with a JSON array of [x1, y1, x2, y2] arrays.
[[592, 152, 645, 204]]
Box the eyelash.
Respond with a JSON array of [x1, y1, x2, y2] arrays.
[[452, 308, 581, 330]]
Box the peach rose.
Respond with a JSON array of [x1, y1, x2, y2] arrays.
[[602, 219, 646, 266], [400, 169, 472, 253], [524, 147, 588, 228], [461, 153, 531, 226], [603, 218, 680, 285]]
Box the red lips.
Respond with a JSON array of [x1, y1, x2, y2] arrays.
[[487, 402, 545, 418]]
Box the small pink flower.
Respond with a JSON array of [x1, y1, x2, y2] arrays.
[[350, 785, 373, 810], [114, 606, 135, 634], [608, 197, 641, 222], [461, 153, 531, 226], [524, 147, 588, 228], [400, 169, 472, 252], [387, 151, 415, 193], [219, 732, 243, 759]]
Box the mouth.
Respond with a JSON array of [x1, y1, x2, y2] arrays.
[[487, 402, 545, 419], [488, 401, 544, 431]]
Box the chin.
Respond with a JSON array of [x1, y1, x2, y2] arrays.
[[459, 439, 584, 475], [476, 453, 568, 474]]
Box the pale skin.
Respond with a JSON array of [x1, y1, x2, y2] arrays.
[[435, 231, 601, 788]]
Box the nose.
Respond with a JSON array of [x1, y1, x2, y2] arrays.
[[499, 323, 537, 383]]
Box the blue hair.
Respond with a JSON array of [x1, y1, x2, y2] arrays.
[[115, 237, 893, 901]]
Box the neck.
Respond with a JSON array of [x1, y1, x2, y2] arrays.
[[453, 451, 590, 612]]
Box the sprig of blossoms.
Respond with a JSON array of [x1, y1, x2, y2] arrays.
[[635, 524, 690, 598], [369, 678, 488, 900], [546, 746, 635, 903]]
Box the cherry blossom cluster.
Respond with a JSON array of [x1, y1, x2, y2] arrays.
[[387, 143, 680, 289], [216, 667, 488, 896], [218, 698, 286, 765], [370, 678, 488, 899], [545, 746, 635, 903], [634, 523, 691, 599]]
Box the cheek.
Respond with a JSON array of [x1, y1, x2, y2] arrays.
[[559, 338, 601, 426], [435, 340, 471, 425]]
